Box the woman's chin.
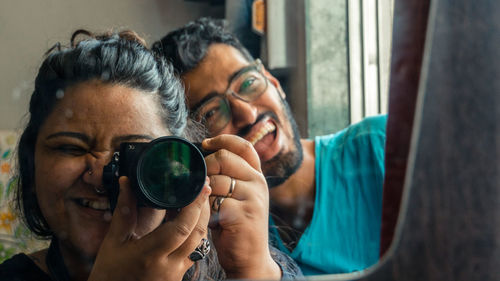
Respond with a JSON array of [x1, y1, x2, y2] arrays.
[[57, 227, 108, 260]]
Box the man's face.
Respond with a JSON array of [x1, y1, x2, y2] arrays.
[[182, 43, 303, 187]]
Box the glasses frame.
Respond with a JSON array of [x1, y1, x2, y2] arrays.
[[191, 59, 268, 135]]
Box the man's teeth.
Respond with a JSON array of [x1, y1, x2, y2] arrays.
[[80, 199, 110, 211], [249, 123, 276, 145]]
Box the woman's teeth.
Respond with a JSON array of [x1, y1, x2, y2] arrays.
[[79, 198, 110, 211], [249, 123, 276, 145]]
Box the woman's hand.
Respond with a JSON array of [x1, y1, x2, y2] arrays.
[[88, 176, 211, 281], [202, 135, 281, 280]]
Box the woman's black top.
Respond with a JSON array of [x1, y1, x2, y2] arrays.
[[0, 254, 51, 281], [0, 244, 303, 280]]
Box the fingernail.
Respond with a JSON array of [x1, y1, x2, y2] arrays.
[[203, 185, 212, 198]]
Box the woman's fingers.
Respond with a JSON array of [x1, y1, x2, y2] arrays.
[[209, 174, 243, 199], [200, 135, 275, 279], [202, 134, 262, 172], [105, 176, 138, 243], [209, 194, 267, 226], [142, 184, 211, 254], [204, 149, 262, 182], [169, 188, 211, 264], [92, 180, 211, 281]]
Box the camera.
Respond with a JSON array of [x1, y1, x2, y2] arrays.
[[103, 136, 207, 211]]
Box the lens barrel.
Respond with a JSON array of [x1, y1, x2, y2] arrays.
[[103, 136, 206, 210]]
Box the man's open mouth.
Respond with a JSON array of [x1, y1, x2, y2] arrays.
[[249, 122, 276, 146], [245, 118, 281, 162]]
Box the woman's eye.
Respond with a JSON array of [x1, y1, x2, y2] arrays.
[[56, 145, 87, 156]]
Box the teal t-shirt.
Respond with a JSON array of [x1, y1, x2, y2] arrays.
[[270, 115, 387, 275]]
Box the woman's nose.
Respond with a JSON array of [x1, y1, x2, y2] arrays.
[[83, 152, 112, 190]]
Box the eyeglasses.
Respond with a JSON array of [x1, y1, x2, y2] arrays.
[[191, 59, 268, 135]]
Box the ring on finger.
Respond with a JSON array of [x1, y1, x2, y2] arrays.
[[189, 238, 210, 262], [227, 177, 236, 198], [211, 196, 225, 213]]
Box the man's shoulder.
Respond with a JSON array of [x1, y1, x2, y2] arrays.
[[356, 114, 388, 130], [316, 114, 387, 145], [343, 114, 387, 138]]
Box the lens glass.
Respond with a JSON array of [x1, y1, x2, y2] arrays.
[[138, 138, 206, 208]]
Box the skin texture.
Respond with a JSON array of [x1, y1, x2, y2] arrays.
[[202, 135, 280, 279], [31, 80, 280, 280], [183, 44, 300, 167], [182, 44, 317, 238], [33, 81, 211, 281]]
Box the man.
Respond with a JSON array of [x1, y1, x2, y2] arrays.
[[153, 17, 387, 275]]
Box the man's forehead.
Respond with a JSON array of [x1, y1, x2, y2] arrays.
[[195, 44, 250, 75], [182, 43, 251, 107]]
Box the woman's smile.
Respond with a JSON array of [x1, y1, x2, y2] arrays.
[[34, 81, 168, 258]]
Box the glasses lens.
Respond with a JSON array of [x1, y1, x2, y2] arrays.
[[138, 138, 206, 208], [193, 61, 267, 135], [231, 69, 268, 101], [196, 96, 231, 134]]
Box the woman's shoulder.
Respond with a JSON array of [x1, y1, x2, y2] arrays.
[[0, 253, 51, 281]]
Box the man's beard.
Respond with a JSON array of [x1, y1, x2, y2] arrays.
[[262, 98, 304, 188]]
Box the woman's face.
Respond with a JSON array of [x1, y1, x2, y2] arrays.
[[34, 80, 169, 259]]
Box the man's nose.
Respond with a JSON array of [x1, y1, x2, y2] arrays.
[[228, 97, 258, 130]]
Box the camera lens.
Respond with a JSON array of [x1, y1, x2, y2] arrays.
[[136, 137, 206, 209]]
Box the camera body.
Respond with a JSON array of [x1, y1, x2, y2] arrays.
[[103, 136, 207, 211]]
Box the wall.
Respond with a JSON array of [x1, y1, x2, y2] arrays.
[[306, 0, 350, 136], [303, 0, 393, 137], [0, 0, 223, 130]]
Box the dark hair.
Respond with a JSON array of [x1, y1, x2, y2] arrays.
[[15, 30, 188, 238], [151, 17, 254, 75], [13, 30, 299, 281]]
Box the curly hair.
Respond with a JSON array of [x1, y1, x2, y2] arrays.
[[151, 17, 254, 75]]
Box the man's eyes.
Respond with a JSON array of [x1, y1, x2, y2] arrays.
[[202, 108, 219, 121], [239, 77, 257, 92], [237, 75, 259, 94], [198, 104, 221, 123]]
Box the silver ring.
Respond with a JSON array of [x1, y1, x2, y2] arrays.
[[211, 196, 225, 213], [227, 177, 235, 198], [94, 186, 106, 194], [189, 238, 210, 262], [88, 169, 93, 175]]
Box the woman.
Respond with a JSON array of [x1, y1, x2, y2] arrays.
[[0, 30, 301, 280]]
